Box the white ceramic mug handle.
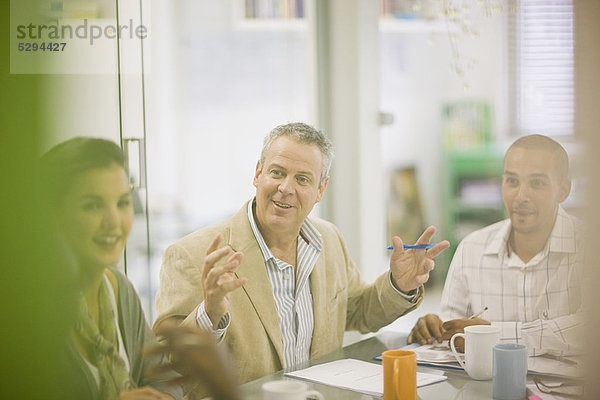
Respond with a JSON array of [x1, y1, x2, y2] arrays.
[[305, 389, 325, 400], [449, 332, 467, 370]]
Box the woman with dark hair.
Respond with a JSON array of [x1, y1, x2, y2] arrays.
[[41, 137, 183, 400]]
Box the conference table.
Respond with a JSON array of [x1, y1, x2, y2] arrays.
[[239, 335, 496, 399]]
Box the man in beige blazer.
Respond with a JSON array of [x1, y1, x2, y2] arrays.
[[153, 122, 449, 398]]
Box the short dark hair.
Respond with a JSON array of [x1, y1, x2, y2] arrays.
[[40, 137, 126, 206], [506, 134, 569, 181]]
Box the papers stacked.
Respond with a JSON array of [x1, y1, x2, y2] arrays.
[[401, 342, 583, 379], [373, 343, 464, 371], [407, 342, 465, 371], [410, 343, 462, 363]]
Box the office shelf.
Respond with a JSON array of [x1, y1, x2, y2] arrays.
[[441, 146, 506, 276], [233, 0, 307, 31]]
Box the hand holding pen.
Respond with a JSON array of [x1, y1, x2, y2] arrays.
[[441, 307, 491, 347], [387, 243, 436, 250], [469, 306, 488, 319], [408, 307, 490, 346], [388, 226, 450, 293]]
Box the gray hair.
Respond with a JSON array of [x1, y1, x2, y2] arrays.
[[260, 122, 334, 183]]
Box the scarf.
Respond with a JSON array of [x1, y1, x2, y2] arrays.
[[73, 277, 134, 399]]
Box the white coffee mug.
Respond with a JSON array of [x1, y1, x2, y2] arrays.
[[262, 380, 325, 400], [450, 325, 501, 380]]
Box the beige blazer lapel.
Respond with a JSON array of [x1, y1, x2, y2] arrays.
[[226, 204, 285, 366], [309, 253, 328, 357]]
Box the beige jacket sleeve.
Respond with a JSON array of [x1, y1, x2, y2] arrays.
[[308, 218, 423, 360], [153, 203, 424, 396]]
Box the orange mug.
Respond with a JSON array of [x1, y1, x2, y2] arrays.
[[382, 350, 417, 400]]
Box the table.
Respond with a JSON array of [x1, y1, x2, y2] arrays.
[[239, 336, 494, 399]]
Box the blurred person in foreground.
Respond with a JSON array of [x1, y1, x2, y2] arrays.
[[0, 45, 80, 397], [41, 137, 183, 400], [408, 134, 585, 356], [153, 122, 450, 398], [145, 323, 242, 400]]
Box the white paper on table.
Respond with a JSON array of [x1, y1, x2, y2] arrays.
[[371, 343, 464, 371], [527, 355, 583, 379], [284, 358, 447, 397], [405, 343, 583, 379], [406, 342, 463, 363]]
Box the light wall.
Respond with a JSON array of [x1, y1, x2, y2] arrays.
[[40, 1, 572, 320], [146, 0, 313, 224], [380, 5, 507, 243]]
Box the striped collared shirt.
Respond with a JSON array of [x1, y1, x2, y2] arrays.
[[247, 200, 322, 369], [440, 206, 584, 356]]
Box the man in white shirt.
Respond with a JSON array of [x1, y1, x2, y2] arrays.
[[407, 134, 584, 356], [154, 122, 450, 397]]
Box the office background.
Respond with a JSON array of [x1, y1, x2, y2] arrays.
[[2, 2, 600, 397], [4, 0, 595, 343]]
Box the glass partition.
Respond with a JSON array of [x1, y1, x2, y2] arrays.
[[129, 0, 317, 319]]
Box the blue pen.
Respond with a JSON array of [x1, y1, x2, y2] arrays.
[[387, 243, 436, 250]]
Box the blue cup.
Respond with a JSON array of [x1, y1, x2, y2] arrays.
[[492, 343, 527, 400]]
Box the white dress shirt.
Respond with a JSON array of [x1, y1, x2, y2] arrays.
[[246, 200, 321, 369], [194, 199, 416, 348], [440, 206, 585, 356]]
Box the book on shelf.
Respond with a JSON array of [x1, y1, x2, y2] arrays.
[[244, 0, 304, 19]]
